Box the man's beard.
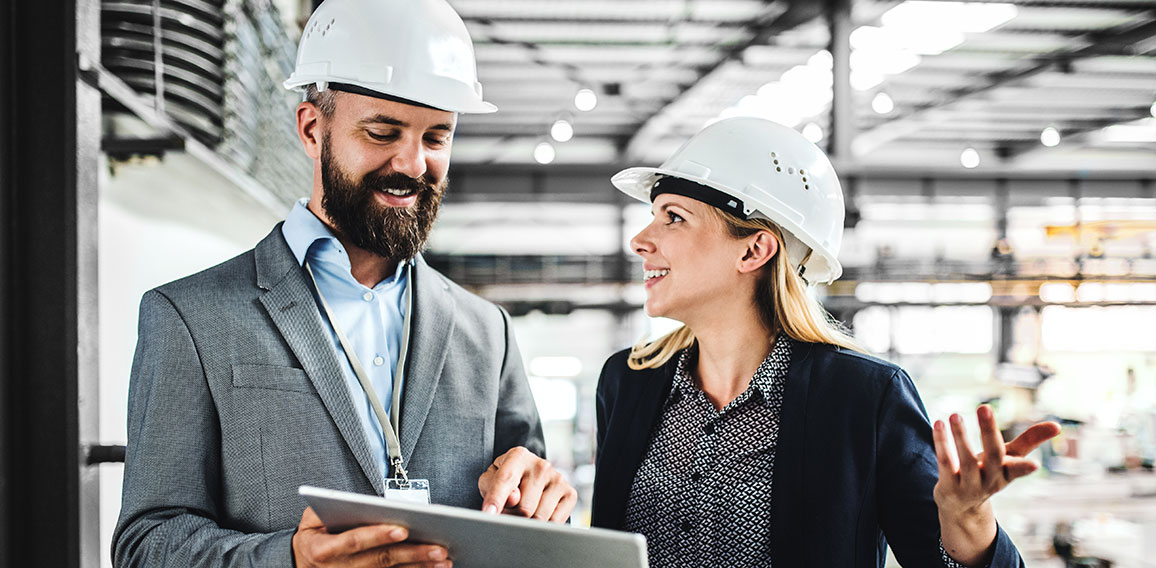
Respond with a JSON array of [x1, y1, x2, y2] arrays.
[[319, 133, 446, 261]]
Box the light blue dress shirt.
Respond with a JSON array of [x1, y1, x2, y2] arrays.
[[282, 198, 410, 481]]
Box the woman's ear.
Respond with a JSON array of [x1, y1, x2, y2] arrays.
[[738, 231, 779, 274]]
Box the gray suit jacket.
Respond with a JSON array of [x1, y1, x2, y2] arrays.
[[113, 225, 544, 567]]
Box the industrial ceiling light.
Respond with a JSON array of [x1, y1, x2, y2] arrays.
[[872, 92, 895, 114], [802, 122, 824, 143], [960, 147, 980, 168], [574, 88, 598, 112], [808, 50, 833, 69], [534, 141, 555, 164], [1101, 122, 1156, 143], [849, 27, 921, 92], [550, 118, 574, 142], [882, 1, 1018, 34], [1041, 126, 1061, 147], [855, 22, 960, 57]]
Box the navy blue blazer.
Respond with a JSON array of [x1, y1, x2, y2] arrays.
[[593, 340, 1025, 567]]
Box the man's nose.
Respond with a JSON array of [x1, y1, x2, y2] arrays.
[[390, 138, 427, 179]]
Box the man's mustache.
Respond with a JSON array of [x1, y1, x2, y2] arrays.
[[364, 172, 438, 195]]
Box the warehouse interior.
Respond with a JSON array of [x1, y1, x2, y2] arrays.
[[2, 0, 1155, 566]]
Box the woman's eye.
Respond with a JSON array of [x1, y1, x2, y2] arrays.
[[666, 211, 684, 224]]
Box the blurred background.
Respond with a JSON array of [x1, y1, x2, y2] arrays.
[[3, 0, 1156, 566]]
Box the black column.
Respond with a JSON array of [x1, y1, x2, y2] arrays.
[[1, 0, 101, 566]]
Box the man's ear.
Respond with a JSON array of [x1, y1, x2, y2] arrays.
[[296, 102, 323, 160], [738, 231, 779, 274]]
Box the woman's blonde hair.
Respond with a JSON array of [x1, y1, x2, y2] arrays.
[[627, 207, 864, 370]]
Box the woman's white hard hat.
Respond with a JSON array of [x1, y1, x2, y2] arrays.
[[283, 0, 496, 114], [612, 117, 846, 284]]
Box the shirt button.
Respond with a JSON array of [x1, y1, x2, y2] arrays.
[[373, 356, 384, 367], [704, 422, 715, 435], [362, 292, 374, 302], [680, 520, 692, 532], [691, 472, 702, 482]]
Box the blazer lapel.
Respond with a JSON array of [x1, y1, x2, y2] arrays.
[[254, 226, 384, 494], [770, 339, 814, 566], [595, 357, 676, 529], [397, 256, 456, 461]]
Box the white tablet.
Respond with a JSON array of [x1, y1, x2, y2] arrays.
[[299, 486, 648, 568]]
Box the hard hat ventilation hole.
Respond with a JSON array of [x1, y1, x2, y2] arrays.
[[776, 167, 782, 172], [788, 167, 795, 174], [770, 152, 778, 158], [773, 159, 779, 165], [322, 18, 335, 36], [804, 185, 810, 190], [802, 177, 808, 182], [800, 169, 805, 175]]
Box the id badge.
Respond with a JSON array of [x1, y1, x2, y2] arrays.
[[384, 478, 431, 504]]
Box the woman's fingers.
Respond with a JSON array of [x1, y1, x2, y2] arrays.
[[976, 405, 1007, 486], [934, 409, 1060, 517], [948, 414, 981, 490], [1005, 421, 1062, 457], [933, 420, 958, 481], [1002, 457, 1040, 482]]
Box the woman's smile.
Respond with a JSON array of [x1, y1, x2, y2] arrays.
[[643, 267, 669, 289]]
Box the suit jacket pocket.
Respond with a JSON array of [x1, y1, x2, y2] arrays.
[[232, 364, 315, 393]]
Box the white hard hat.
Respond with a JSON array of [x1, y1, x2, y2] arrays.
[[613, 117, 846, 284], [283, 0, 496, 114]]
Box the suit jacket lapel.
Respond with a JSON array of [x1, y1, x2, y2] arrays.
[[595, 357, 676, 529], [398, 256, 456, 461], [770, 339, 814, 567], [254, 225, 384, 494]]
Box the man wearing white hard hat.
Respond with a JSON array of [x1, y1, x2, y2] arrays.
[[114, 1, 574, 566], [591, 117, 1058, 567]]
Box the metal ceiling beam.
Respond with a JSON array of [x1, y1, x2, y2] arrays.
[[444, 162, 1155, 204], [854, 14, 1156, 156], [1000, 105, 1156, 160], [476, 38, 766, 48], [829, 0, 853, 160], [622, 0, 825, 159], [469, 17, 772, 25], [958, 0, 1156, 9]]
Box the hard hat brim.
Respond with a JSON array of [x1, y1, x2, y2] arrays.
[[610, 166, 669, 203], [283, 76, 498, 114]]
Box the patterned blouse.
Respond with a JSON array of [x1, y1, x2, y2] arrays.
[[622, 336, 971, 568]]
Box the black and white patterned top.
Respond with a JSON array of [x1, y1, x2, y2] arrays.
[[622, 336, 971, 568], [623, 337, 790, 567]]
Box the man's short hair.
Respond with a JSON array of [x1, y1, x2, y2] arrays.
[[304, 83, 337, 118]]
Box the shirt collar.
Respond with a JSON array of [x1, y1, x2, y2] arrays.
[[281, 198, 415, 283], [282, 198, 341, 267], [670, 334, 792, 404]]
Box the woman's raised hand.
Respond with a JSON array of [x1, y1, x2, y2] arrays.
[[932, 404, 1060, 565]]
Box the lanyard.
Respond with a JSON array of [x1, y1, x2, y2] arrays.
[[305, 260, 414, 483]]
